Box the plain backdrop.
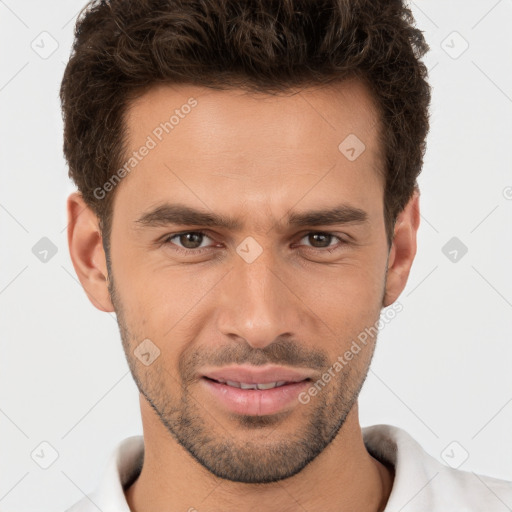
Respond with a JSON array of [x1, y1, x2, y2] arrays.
[[1, 1, 511, 510]]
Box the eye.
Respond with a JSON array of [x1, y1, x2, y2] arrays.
[[163, 231, 215, 251], [300, 232, 336, 248], [299, 232, 343, 250]]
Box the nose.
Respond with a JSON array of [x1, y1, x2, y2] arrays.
[[215, 245, 303, 349]]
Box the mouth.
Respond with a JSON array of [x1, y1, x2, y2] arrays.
[[200, 376, 313, 416]]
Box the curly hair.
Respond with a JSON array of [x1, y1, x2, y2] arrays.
[[60, 0, 431, 247]]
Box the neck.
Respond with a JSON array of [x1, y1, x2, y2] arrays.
[[125, 397, 394, 512]]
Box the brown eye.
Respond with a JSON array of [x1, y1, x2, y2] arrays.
[[301, 231, 344, 252], [178, 232, 204, 249], [304, 233, 337, 248], [164, 231, 213, 250]]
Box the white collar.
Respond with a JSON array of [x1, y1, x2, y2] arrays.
[[66, 424, 512, 511]]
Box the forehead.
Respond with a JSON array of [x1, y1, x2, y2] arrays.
[[116, 80, 384, 222], [125, 79, 381, 160]]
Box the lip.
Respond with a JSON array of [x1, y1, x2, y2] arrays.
[[201, 364, 314, 384], [201, 377, 311, 416]]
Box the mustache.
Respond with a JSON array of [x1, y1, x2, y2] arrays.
[[179, 337, 329, 380]]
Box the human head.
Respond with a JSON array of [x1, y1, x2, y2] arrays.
[[63, 0, 429, 485]]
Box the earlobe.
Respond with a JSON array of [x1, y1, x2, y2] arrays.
[[382, 190, 420, 307], [67, 192, 114, 312]]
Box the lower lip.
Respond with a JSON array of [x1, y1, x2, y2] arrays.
[[201, 377, 310, 416]]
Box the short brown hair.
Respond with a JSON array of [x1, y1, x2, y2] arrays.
[[60, 0, 431, 248]]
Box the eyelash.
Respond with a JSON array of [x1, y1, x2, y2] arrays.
[[161, 230, 347, 256]]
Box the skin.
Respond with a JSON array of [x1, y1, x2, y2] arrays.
[[67, 78, 420, 512]]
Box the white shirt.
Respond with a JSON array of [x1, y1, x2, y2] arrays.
[[65, 424, 512, 511]]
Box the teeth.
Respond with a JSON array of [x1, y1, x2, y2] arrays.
[[253, 382, 277, 390], [220, 380, 289, 390]]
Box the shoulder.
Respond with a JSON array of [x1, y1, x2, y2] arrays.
[[362, 424, 512, 512], [63, 435, 144, 512]]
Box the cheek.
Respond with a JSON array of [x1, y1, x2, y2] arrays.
[[293, 262, 386, 348], [113, 260, 224, 346], [296, 253, 386, 311]]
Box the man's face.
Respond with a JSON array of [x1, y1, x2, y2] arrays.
[[101, 80, 395, 483]]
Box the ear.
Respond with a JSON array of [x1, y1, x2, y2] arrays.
[[67, 192, 114, 312], [383, 189, 420, 307]]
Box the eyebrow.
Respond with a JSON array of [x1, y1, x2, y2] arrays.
[[134, 203, 368, 230]]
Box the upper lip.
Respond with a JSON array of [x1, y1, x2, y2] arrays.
[[201, 365, 314, 384]]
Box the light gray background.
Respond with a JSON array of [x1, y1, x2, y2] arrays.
[[1, 1, 511, 510]]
